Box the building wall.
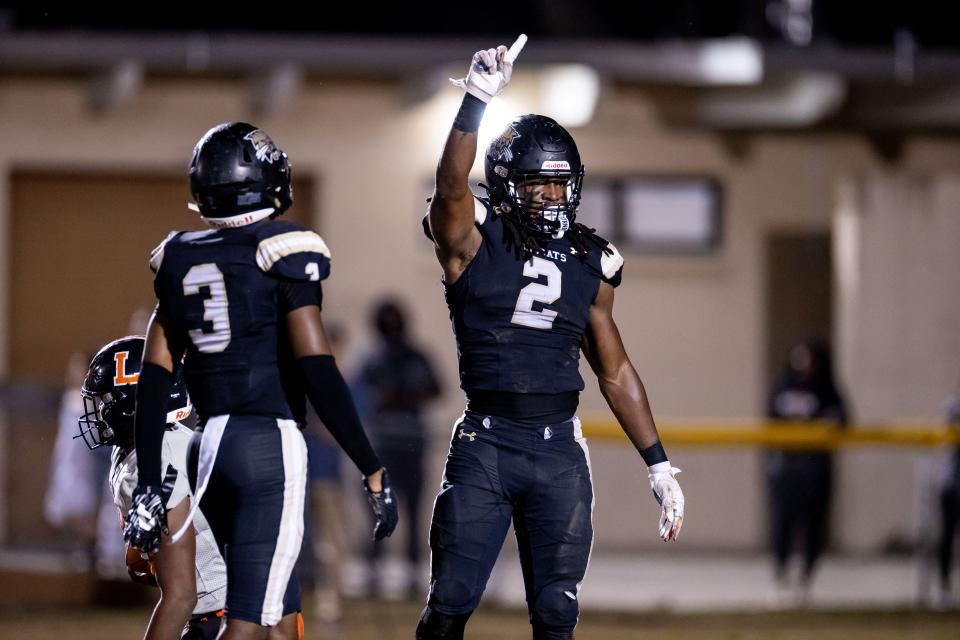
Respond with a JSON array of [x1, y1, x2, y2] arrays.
[[1, 74, 958, 551]]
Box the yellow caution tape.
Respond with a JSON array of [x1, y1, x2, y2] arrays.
[[577, 416, 960, 448]]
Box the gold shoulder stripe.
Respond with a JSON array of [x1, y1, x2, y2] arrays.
[[256, 231, 331, 272], [149, 231, 179, 273]]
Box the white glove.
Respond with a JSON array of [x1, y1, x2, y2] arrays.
[[450, 34, 527, 103], [648, 462, 684, 541]]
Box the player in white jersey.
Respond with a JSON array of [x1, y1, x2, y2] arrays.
[[109, 423, 229, 638], [78, 336, 234, 640]]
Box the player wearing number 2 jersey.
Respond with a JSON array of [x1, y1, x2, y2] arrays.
[[124, 122, 398, 640], [417, 37, 686, 640]]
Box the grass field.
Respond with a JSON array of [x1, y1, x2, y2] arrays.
[[2, 600, 960, 640]]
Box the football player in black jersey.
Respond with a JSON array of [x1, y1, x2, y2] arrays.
[[124, 122, 398, 640], [417, 37, 685, 640]]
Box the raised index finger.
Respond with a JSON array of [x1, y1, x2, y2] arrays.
[[505, 33, 528, 64]]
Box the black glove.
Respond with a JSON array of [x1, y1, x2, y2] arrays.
[[364, 469, 399, 542], [124, 469, 175, 554]]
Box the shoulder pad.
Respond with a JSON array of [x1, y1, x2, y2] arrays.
[[255, 221, 331, 281], [600, 241, 624, 286], [422, 196, 491, 242], [473, 196, 490, 225], [254, 218, 307, 241], [149, 231, 180, 274]]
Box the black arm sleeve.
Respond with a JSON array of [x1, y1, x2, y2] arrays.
[[297, 354, 382, 476], [275, 280, 323, 426], [135, 362, 174, 486], [279, 279, 323, 313]]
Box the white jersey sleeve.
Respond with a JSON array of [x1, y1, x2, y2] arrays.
[[109, 424, 227, 614], [108, 427, 190, 514]]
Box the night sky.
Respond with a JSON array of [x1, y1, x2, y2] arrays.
[[2, 2, 956, 48]]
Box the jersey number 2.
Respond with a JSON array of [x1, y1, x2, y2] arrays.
[[511, 257, 561, 330], [182, 263, 232, 353]]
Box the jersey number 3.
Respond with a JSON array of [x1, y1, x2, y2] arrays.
[[511, 257, 561, 330], [182, 263, 232, 353]]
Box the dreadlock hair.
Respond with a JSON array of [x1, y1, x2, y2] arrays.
[[478, 185, 611, 263]]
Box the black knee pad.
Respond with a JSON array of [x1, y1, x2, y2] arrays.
[[416, 607, 472, 640], [532, 586, 580, 630], [429, 577, 477, 611], [532, 622, 575, 640]]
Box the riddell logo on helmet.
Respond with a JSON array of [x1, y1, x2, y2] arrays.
[[206, 213, 257, 229], [541, 161, 570, 170]]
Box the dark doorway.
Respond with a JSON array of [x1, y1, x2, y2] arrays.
[[766, 232, 833, 384]]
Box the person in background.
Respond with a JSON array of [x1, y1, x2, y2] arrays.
[[766, 339, 849, 605], [935, 389, 960, 608], [355, 298, 441, 599], [45, 350, 108, 570]]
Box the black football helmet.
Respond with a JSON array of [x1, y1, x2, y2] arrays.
[[76, 336, 192, 450], [188, 122, 293, 228], [483, 114, 585, 238]]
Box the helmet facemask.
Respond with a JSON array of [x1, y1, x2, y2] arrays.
[[502, 167, 585, 238], [77, 390, 134, 450]]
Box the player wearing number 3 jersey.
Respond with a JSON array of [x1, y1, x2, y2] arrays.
[[418, 36, 686, 640], [125, 122, 398, 640]]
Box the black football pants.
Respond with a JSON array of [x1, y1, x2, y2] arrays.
[[425, 411, 594, 634]]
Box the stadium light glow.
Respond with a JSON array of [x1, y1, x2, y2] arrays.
[[541, 64, 600, 128], [477, 97, 519, 152], [697, 38, 763, 85]]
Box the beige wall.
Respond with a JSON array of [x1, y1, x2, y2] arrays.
[[2, 74, 959, 551], [831, 173, 960, 551], [837, 173, 960, 422]]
